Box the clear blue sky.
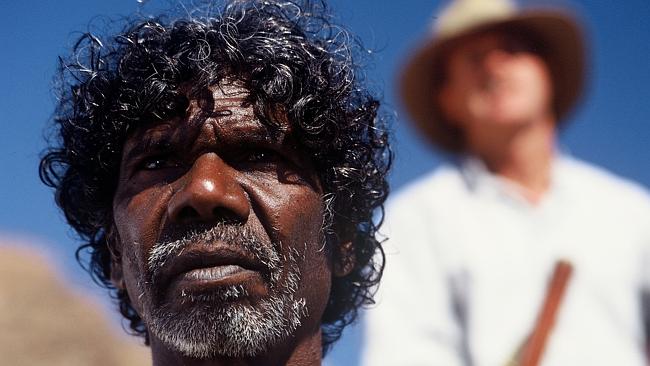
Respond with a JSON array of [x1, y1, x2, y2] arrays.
[[1, 1, 649, 365]]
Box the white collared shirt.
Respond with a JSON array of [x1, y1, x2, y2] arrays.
[[362, 156, 650, 366]]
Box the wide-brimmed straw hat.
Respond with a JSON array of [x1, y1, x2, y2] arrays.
[[399, 0, 586, 152]]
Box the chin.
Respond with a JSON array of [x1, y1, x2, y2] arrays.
[[149, 294, 308, 359], [485, 107, 540, 127], [140, 251, 309, 359]]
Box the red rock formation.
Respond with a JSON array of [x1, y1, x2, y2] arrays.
[[0, 243, 150, 365]]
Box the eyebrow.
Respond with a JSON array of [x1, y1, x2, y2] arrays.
[[122, 119, 290, 164]]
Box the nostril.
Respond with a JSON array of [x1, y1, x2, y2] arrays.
[[212, 207, 243, 224], [177, 206, 200, 222]]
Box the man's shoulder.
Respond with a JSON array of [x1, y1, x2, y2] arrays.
[[559, 156, 650, 209]]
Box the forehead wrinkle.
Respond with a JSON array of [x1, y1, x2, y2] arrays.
[[177, 112, 288, 159], [198, 81, 294, 142], [206, 118, 284, 146], [125, 84, 291, 155]]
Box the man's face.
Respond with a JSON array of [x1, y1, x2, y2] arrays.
[[437, 31, 553, 131], [110, 81, 332, 359]]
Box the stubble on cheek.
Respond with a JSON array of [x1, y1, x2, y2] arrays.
[[118, 240, 153, 317]]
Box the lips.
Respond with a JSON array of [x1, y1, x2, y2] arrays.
[[155, 245, 267, 291], [182, 264, 248, 281]]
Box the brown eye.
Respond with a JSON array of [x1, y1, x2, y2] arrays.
[[231, 149, 285, 171], [140, 155, 179, 170], [243, 150, 279, 163]]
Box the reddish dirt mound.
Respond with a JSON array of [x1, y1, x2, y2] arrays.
[[0, 243, 150, 365]]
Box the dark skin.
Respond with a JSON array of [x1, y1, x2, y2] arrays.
[[109, 81, 350, 365]]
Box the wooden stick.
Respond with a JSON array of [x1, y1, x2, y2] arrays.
[[519, 260, 573, 366]]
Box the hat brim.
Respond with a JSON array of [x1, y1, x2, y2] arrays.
[[399, 10, 586, 152]]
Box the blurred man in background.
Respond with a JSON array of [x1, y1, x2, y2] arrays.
[[40, 1, 390, 365], [363, 0, 650, 365]]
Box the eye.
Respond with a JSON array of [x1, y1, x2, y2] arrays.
[[243, 149, 279, 163], [139, 155, 179, 170], [232, 148, 286, 170]]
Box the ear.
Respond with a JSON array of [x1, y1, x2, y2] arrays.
[[333, 240, 356, 277], [106, 226, 125, 290]]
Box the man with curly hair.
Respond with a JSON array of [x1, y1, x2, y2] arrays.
[[40, 1, 391, 364]]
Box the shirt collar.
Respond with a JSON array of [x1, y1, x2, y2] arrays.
[[458, 151, 570, 206]]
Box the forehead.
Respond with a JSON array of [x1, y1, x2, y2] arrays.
[[124, 81, 289, 149]]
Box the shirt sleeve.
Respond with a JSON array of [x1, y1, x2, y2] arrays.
[[360, 197, 467, 366]]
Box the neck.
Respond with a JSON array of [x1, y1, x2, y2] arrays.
[[150, 327, 323, 366], [466, 114, 556, 202]]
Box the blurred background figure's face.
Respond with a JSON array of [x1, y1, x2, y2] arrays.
[[438, 31, 554, 133]]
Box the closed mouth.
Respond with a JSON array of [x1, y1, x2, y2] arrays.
[[156, 244, 267, 290]]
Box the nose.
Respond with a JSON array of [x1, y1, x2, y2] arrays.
[[167, 153, 250, 225]]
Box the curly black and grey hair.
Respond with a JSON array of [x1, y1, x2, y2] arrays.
[[40, 0, 390, 354]]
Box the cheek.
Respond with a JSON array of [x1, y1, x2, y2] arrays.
[[113, 186, 171, 307], [299, 251, 333, 323], [290, 214, 332, 324], [247, 171, 325, 243], [120, 250, 146, 315], [114, 185, 170, 250], [438, 70, 481, 125], [274, 187, 326, 253], [251, 178, 333, 310], [284, 190, 333, 315], [515, 56, 553, 104]]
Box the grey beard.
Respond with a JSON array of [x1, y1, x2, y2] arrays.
[[137, 223, 308, 359]]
